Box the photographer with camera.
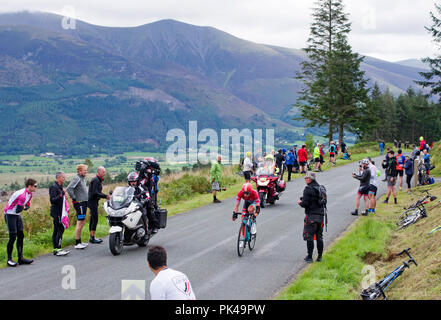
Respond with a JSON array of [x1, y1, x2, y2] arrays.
[[127, 172, 158, 235], [351, 159, 371, 216], [136, 159, 160, 233]]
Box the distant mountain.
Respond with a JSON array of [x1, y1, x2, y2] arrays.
[[0, 11, 428, 155], [395, 59, 430, 71]]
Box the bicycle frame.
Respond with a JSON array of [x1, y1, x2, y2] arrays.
[[241, 213, 255, 242], [361, 249, 417, 300]]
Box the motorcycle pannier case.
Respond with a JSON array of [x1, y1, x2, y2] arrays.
[[156, 209, 168, 229]]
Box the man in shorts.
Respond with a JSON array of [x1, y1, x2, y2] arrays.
[[396, 149, 406, 191], [368, 159, 379, 215], [329, 141, 336, 166], [210, 155, 223, 203], [298, 145, 308, 174], [382, 150, 398, 204], [351, 159, 371, 216], [67, 164, 89, 249]]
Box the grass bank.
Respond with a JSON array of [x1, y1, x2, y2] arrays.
[[277, 183, 441, 300]]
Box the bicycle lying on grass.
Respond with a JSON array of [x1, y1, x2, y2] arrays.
[[234, 212, 257, 257], [396, 190, 437, 230], [361, 248, 417, 300]]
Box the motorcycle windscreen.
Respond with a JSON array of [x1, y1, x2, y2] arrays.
[[110, 186, 135, 210], [255, 160, 275, 176]]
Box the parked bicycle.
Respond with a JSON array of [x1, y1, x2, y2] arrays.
[[361, 248, 417, 300], [396, 190, 437, 230], [234, 211, 257, 257]]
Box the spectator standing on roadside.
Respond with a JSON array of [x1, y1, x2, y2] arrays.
[[420, 136, 426, 151], [3, 179, 37, 267], [379, 141, 385, 156], [329, 141, 336, 166], [396, 150, 406, 191], [410, 144, 419, 160], [381, 147, 391, 181], [148, 246, 196, 300], [67, 164, 89, 250], [88, 166, 110, 244], [292, 145, 299, 173], [298, 145, 308, 174], [423, 149, 431, 177], [243, 152, 253, 183], [398, 141, 402, 149], [382, 150, 398, 204], [275, 149, 285, 179], [210, 155, 223, 203], [49, 172, 70, 256], [404, 155, 414, 194], [340, 140, 347, 155], [368, 159, 379, 215], [313, 143, 321, 172], [351, 159, 371, 216], [285, 149, 295, 182], [319, 144, 324, 169], [297, 172, 325, 263]]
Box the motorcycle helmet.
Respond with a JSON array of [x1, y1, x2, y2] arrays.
[[127, 171, 139, 185], [144, 157, 158, 163]]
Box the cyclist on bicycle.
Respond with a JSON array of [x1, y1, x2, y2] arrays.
[[232, 183, 261, 221]]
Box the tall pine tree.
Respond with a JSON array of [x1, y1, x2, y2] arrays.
[[295, 0, 351, 143], [417, 3, 441, 96]]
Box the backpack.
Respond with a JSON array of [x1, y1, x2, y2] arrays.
[[313, 184, 328, 231]]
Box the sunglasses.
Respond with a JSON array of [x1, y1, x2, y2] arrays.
[[243, 192, 250, 195], [33, 185, 38, 188]]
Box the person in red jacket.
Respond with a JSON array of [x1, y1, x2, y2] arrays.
[[419, 137, 426, 151], [298, 145, 308, 174]]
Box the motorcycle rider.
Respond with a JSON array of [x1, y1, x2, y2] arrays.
[[233, 183, 260, 221], [128, 172, 159, 235]]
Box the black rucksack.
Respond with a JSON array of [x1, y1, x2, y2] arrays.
[[313, 184, 328, 231], [313, 184, 327, 207]]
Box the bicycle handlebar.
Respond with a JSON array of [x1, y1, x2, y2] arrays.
[[397, 248, 418, 267]]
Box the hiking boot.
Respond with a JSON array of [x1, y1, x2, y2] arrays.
[[304, 256, 313, 263], [351, 210, 359, 216]]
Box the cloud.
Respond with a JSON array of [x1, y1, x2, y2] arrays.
[[0, 0, 438, 61]]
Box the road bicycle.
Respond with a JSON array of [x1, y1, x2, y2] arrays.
[[234, 212, 257, 257], [396, 190, 437, 230], [361, 248, 417, 300]]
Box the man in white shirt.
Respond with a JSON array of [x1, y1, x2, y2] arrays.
[[243, 152, 253, 182], [368, 158, 379, 215], [147, 246, 196, 300]]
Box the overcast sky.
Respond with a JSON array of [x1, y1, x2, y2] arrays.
[[1, 0, 439, 62]]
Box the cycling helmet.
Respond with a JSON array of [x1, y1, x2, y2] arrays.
[[362, 159, 370, 165], [242, 183, 253, 193], [127, 171, 139, 184]]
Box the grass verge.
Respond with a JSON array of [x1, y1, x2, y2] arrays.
[[277, 183, 441, 300]]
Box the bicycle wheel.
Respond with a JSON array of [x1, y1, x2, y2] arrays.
[[398, 214, 419, 230], [237, 223, 246, 257], [248, 222, 257, 251]]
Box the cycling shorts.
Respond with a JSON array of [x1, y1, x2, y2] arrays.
[[358, 186, 370, 196], [242, 200, 256, 214], [74, 201, 88, 221], [369, 185, 378, 196], [397, 170, 404, 177]]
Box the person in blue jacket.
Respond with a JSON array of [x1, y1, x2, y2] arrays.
[[285, 150, 295, 182]]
